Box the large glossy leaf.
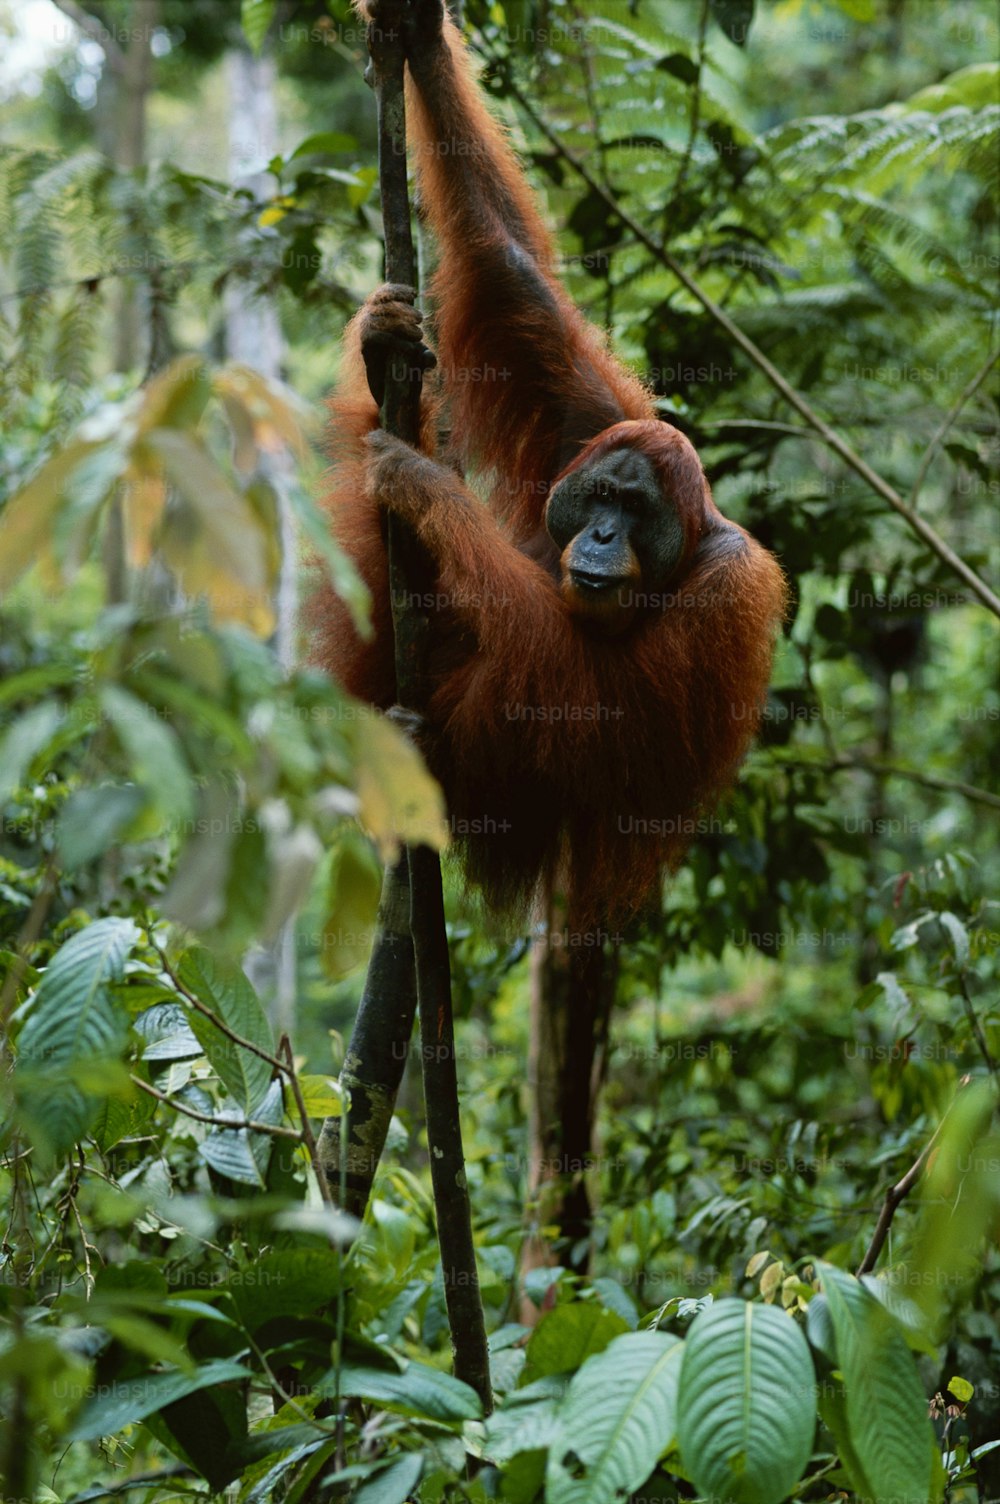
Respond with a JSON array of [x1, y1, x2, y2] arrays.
[[546, 1332, 683, 1504], [320, 1362, 483, 1424], [99, 684, 194, 825], [177, 947, 274, 1110], [677, 1299, 814, 1504], [818, 1263, 937, 1503], [17, 918, 139, 1154], [18, 918, 138, 1063], [526, 1302, 630, 1379]]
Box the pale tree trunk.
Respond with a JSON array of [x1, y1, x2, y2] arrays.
[[113, 0, 158, 372], [224, 45, 298, 1038]]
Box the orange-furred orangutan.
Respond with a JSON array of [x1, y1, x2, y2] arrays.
[[316, 0, 786, 929]]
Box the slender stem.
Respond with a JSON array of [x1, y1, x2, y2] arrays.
[[770, 750, 1000, 811], [280, 1035, 334, 1204], [910, 347, 1000, 510], [857, 1102, 954, 1276], [130, 1074, 301, 1137]]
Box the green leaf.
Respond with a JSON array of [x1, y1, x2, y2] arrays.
[[17, 919, 139, 1154], [818, 1263, 935, 1504], [149, 427, 274, 633], [241, 0, 275, 54], [353, 1453, 424, 1504], [906, 62, 1000, 112], [57, 784, 147, 867], [938, 910, 970, 966], [0, 438, 100, 590], [321, 1363, 482, 1424], [0, 702, 64, 802], [323, 835, 381, 978], [546, 1332, 683, 1504], [99, 684, 194, 825], [526, 1302, 630, 1379], [0, 662, 78, 710], [201, 1079, 283, 1187], [709, 0, 754, 46], [290, 132, 356, 159], [896, 1082, 1000, 1327], [69, 1359, 250, 1441], [677, 1300, 814, 1504], [177, 948, 273, 1110], [18, 914, 137, 1070]]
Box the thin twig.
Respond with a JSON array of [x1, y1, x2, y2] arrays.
[[770, 750, 1000, 811], [153, 942, 288, 1074], [857, 1097, 957, 1275], [910, 347, 1000, 510], [130, 1074, 301, 1138], [490, 57, 1000, 619], [280, 1035, 334, 1204], [957, 975, 998, 1079]]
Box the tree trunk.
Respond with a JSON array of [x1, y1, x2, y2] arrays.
[[113, 0, 157, 372], [224, 43, 298, 1038]]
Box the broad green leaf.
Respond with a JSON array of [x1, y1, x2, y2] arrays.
[[709, 0, 755, 47], [15, 918, 138, 1155], [177, 948, 273, 1110], [546, 1332, 682, 1504], [353, 1453, 424, 1504], [148, 427, 274, 634], [135, 353, 211, 433], [320, 1362, 482, 1423], [133, 670, 255, 763], [99, 684, 194, 825], [526, 1302, 630, 1379], [0, 702, 64, 802], [355, 714, 447, 861], [0, 438, 100, 589], [904, 1082, 999, 1327], [18, 917, 138, 1064], [323, 836, 382, 977], [223, 1248, 342, 1332], [200, 1123, 267, 1187], [677, 1299, 814, 1504], [818, 1263, 935, 1504], [201, 1079, 283, 1187], [69, 1359, 250, 1441], [483, 1393, 560, 1463], [241, 0, 276, 55], [906, 62, 1000, 112], [57, 784, 147, 867], [289, 132, 356, 159], [296, 1075, 343, 1117]]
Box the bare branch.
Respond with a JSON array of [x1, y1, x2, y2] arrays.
[[130, 1074, 301, 1138], [771, 751, 1000, 811]]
